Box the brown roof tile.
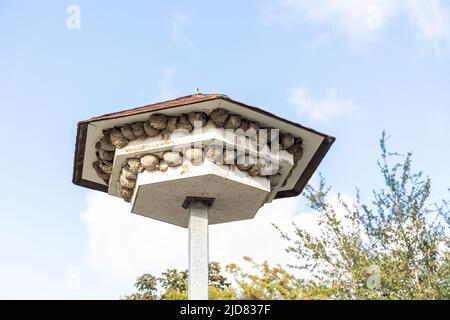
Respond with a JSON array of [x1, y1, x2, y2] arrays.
[[83, 93, 229, 124]]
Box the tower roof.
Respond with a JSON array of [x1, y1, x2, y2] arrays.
[[73, 93, 335, 199]]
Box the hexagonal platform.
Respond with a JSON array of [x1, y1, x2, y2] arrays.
[[130, 161, 270, 227]]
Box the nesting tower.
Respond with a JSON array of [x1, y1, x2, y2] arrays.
[[73, 93, 335, 299]]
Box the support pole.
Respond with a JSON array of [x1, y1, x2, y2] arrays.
[[187, 199, 209, 300]]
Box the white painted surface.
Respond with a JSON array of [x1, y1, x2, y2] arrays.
[[108, 123, 294, 201], [219, 99, 324, 191], [130, 161, 270, 227], [82, 98, 325, 193], [188, 201, 209, 300], [82, 124, 108, 185]]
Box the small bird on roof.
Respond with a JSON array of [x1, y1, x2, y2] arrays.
[[194, 87, 201, 94]]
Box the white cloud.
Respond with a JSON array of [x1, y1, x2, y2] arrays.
[[288, 86, 356, 123], [171, 11, 193, 47], [261, 0, 450, 53], [261, 0, 394, 42], [80, 191, 187, 282], [79, 186, 357, 289], [405, 0, 450, 56], [79, 190, 323, 283], [210, 197, 315, 267]]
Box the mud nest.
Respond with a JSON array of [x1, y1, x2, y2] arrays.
[[91, 108, 304, 201]]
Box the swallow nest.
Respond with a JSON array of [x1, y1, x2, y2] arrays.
[[92, 109, 304, 202]]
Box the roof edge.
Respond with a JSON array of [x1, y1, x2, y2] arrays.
[[275, 135, 335, 199], [72, 93, 336, 199], [79, 94, 229, 125]]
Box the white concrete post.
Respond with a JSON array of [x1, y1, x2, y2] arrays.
[[188, 200, 209, 300]]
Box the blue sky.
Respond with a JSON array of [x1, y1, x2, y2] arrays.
[[0, 0, 449, 299]]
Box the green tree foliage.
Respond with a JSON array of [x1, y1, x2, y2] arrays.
[[225, 256, 302, 299], [124, 133, 449, 300], [124, 257, 328, 300], [158, 268, 187, 299], [125, 274, 158, 300], [275, 132, 449, 299], [123, 261, 236, 300]]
